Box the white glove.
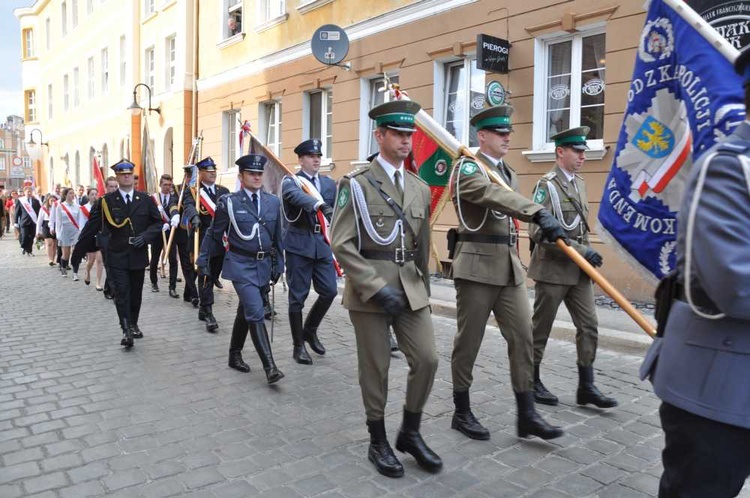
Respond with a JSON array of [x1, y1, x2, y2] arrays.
[[170, 213, 180, 227], [162, 223, 170, 232]]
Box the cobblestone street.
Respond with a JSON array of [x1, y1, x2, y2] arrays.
[[0, 235, 746, 498]]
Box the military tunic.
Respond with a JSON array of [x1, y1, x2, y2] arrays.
[[528, 166, 598, 367], [330, 158, 437, 420], [449, 152, 543, 393]]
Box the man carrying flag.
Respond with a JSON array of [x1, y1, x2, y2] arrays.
[[280, 139, 338, 366]]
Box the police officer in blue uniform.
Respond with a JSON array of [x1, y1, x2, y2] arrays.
[[641, 47, 750, 496], [281, 139, 338, 365], [184, 157, 230, 332], [198, 154, 285, 384]]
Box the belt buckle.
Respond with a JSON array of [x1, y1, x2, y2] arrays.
[[509, 233, 517, 246], [128, 237, 135, 245], [394, 248, 405, 265], [314, 225, 322, 234], [256, 251, 265, 260]]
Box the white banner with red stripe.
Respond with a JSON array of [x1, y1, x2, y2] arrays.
[[199, 189, 217, 218]]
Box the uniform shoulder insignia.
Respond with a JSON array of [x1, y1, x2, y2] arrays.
[[345, 165, 370, 179], [406, 170, 427, 185], [543, 171, 557, 180], [715, 141, 750, 154]]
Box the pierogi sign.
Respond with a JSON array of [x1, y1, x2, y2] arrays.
[[688, 0, 750, 49]]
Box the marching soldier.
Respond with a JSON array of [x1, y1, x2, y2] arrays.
[[173, 167, 200, 308], [448, 105, 566, 441], [331, 100, 442, 478], [99, 160, 163, 347], [528, 127, 618, 409], [198, 154, 285, 384], [186, 157, 230, 332], [281, 138, 338, 365], [149, 174, 181, 297]]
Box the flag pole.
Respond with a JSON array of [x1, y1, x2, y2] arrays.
[[662, 0, 739, 63], [395, 87, 657, 338], [164, 135, 202, 263]]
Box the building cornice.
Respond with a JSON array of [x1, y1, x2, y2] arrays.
[[197, 0, 478, 92]]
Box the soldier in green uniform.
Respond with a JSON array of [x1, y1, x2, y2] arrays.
[[449, 105, 567, 441], [528, 127, 618, 408], [331, 100, 442, 478]]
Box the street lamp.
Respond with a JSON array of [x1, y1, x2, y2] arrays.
[[127, 83, 161, 116], [25, 129, 48, 162]]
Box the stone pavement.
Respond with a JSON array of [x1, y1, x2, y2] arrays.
[[0, 235, 747, 498]]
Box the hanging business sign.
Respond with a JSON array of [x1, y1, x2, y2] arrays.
[[311, 24, 350, 66], [688, 0, 750, 49], [486, 80, 506, 106], [476, 34, 510, 74]]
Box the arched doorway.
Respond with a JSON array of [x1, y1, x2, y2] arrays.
[[163, 127, 174, 177]]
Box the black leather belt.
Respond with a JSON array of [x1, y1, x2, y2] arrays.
[[229, 246, 275, 260], [290, 223, 322, 233], [360, 249, 416, 265], [457, 233, 517, 246]]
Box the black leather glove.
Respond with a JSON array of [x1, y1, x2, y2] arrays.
[[584, 248, 603, 268], [130, 235, 146, 248], [319, 203, 334, 222], [533, 209, 567, 244], [371, 285, 408, 315], [191, 215, 201, 229]]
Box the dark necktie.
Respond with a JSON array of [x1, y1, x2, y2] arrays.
[[125, 193, 131, 206], [251, 193, 259, 215], [393, 170, 403, 203]]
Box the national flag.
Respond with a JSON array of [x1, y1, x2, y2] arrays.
[[407, 129, 453, 216], [92, 155, 105, 196], [238, 119, 252, 155], [596, 0, 745, 281]]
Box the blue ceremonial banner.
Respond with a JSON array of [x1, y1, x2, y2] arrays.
[[597, 0, 745, 282]]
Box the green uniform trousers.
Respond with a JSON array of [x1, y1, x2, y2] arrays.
[[532, 274, 598, 367], [350, 306, 438, 421], [452, 278, 534, 393]]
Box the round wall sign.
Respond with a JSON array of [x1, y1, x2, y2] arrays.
[[12, 157, 22, 167], [486, 80, 506, 106]]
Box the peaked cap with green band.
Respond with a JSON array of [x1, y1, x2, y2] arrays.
[[551, 126, 590, 151], [368, 100, 422, 132], [470, 104, 514, 132]]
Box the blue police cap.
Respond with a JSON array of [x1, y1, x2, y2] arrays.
[[294, 139, 323, 157], [235, 154, 267, 172], [196, 157, 217, 171], [110, 159, 135, 174]]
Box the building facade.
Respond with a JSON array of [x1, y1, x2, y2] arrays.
[[14, 0, 197, 194], [195, 0, 651, 299], [0, 116, 34, 191]]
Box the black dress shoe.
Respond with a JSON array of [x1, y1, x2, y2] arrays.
[[129, 324, 144, 339], [228, 351, 250, 373], [120, 325, 134, 348], [213, 278, 224, 289], [151, 284, 159, 293], [168, 288, 179, 298], [191, 297, 200, 308], [103, 291, 114, 300], [395, 410, 443, 473], [204, 307, 219, 332], [451, 411, 490, 440], [265, 367, 285, 384]]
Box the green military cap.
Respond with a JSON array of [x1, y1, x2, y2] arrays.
[[551, 126, 590, 151], [470, 105, 514, 133], [368, 100, 421, 132]]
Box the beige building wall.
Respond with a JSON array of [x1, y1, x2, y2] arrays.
[[14, 0, 196, 194], [196, 0, 654, 300]]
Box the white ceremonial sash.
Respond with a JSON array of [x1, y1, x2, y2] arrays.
[[199, 189, 217, 218], [20, 198, 38, 224]]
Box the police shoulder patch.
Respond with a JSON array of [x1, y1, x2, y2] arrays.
[[543, 171, 557, 180], [460, 161, 479, 176], [533, 187, 547, 204], [337, 186, 351, 208]]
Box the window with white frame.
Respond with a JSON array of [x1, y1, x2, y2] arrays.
[[306, 89, 332, 161], [260, 0, 285, 22], [72, 0, 79, 28], [47, 84, 53, 119], [25, 90, 36, 122], [0, 139, 5, 150], [87, 57, 95, 98], [225, 0, 243, 38], [165, 35, 176, 90], [0, 157, 5, 171], [259, 100, 282, 155], [61, 1, 68, 36], [101, 47, 109, 94], [87, 0, 93, 15], [441, 58, 484, 148], [23, 29, 34, 59], [365, 74, 399, 158], [145, 47, 155, 92], [63, 74, 70, 111], [45, 18, 50, 50], [223, 110, 240, 170], [532, 29, 605, 149], [23, 157, 32, 169], [119, 35, 126, 87], [144, 0, 155, 17], [73, 67, 80, 107]]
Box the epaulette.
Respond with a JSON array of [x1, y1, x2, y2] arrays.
[[406, 169, 428, 185], [715, 141, 750, 154], [345, 165, 370, 179], [543, 171, 557, 180]]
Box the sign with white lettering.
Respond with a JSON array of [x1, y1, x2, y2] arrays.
[[476, 34, 510, 74], [688, 0, 750, 49]]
